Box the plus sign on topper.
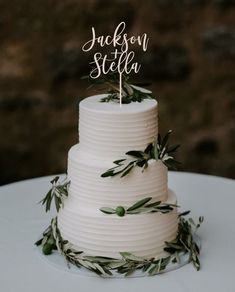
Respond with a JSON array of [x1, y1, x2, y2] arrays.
[[82, 22, 149, 106]]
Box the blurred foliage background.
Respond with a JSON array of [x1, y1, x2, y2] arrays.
[[0, 0, 235, 185]]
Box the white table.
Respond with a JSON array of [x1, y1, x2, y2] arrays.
[[0, 172, 235, 292]]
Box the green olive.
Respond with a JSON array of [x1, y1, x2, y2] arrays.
[[115, 206, 125, 217], [42, 243, 53, 255]]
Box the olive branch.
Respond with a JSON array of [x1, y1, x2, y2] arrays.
[[101, 130, 181, 178], [39, 176, 70, 212], [165, 212, 204, 271], [100, 197, 178, 217], [82, 72, 153, 104]]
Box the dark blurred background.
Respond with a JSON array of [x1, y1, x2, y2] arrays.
[[0, 0, 235, 185]]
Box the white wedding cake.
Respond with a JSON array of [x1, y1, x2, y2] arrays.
[[57, 94, 178, 259]]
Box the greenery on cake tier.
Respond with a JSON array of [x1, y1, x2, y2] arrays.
[[100, 196, 178, 217], [35, 213, 204, 277], [39, 176, 70, 212], [101, 130, 181, 178], [82, 71, 153, 104]]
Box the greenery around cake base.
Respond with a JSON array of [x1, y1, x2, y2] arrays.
[[35, 176, 204, 277]]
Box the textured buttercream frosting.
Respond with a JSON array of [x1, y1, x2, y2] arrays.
[[67, 144, 168, 207], [79, 94, 158, 158], [58, 189, 178, 259], [58, 94, 179, 259]]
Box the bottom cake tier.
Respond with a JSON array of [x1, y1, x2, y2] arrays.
[[57, 189, 178, 259]]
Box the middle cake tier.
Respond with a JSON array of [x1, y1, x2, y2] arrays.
[[66, 144, 168, 208]]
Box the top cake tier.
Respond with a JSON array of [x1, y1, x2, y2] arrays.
[[79, 94, 158, 158]]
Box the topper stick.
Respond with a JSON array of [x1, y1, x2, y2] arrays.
[[119, 72, 122, 107]]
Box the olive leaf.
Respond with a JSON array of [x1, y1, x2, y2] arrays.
[[99, 207, 116, 214], [120, 164, 135, 177], [125, 150, 145, 158], [127, 197, 152, 211]]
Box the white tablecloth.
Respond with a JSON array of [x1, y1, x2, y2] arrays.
[[0, 172, 235, 292]]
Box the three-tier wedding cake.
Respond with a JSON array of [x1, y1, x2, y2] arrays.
[[36, 83, 202, 276], [57, 94, 178, 259], [36, 21, 203, 276]]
